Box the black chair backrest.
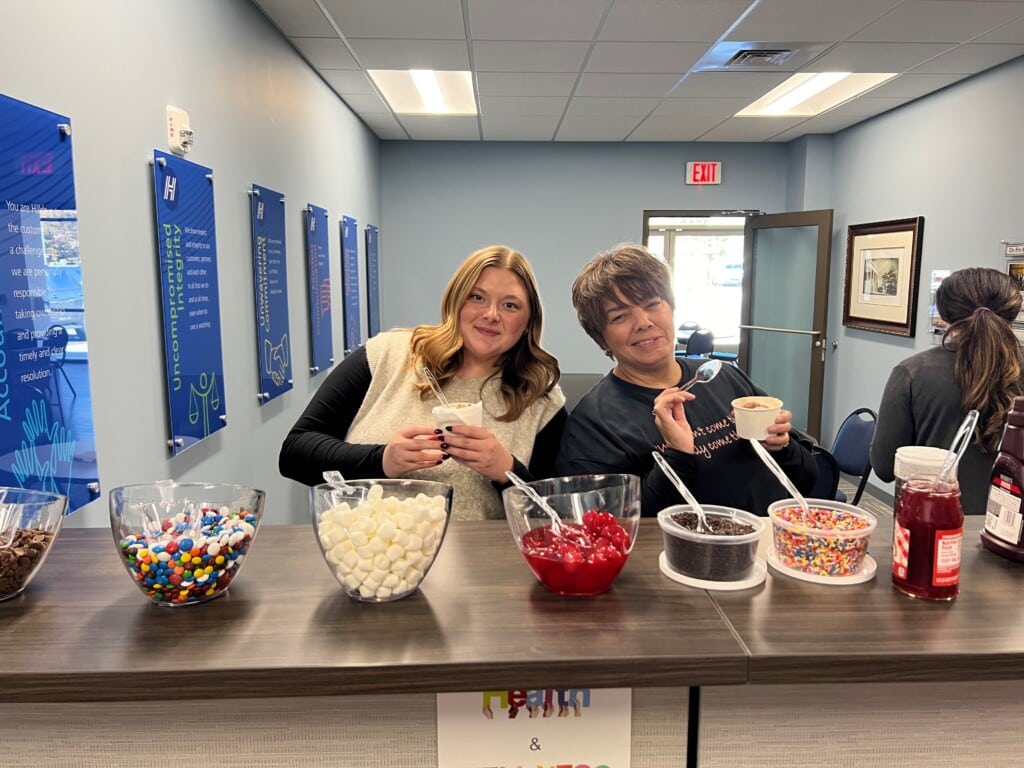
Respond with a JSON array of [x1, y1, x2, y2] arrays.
[[43, 325, 69, 363], [810, 445, 840, 500], [686, 328, 714, 357]]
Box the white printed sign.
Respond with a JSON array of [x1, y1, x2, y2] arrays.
[[437, 687, 631, 768]]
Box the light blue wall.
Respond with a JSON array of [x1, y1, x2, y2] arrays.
[[380, 57, 1024, 496], [0, 0, 381, 525], [380, 141, 790, 373]]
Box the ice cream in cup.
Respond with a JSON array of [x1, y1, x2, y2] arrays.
[[433, 401, 483, 429], [731, 396, 783, 440]]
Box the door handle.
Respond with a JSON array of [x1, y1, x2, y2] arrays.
[[738, 324, 822, 336]]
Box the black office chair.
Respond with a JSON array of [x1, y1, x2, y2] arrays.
[[675, 321, 699, 349], [685, 328, 715, 357], [831, 408, 877, 505], [809, 445, 840, 500], [43, 325, 76, 419]]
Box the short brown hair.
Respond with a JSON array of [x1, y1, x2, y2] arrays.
[[571, 244, 675, 352]]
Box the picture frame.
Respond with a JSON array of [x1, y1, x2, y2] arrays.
[[1007, 259, 1024, 292], [842, 216, 925, 336]]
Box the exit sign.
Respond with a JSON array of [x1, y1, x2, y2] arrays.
[[685, 161, 721, 185]]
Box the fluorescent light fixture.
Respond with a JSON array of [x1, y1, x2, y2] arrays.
[[367, 69, 477, 115], [737, 72, 897, 117]]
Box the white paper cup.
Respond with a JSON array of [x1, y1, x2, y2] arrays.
[[894, 445, 948, 481], [731, 396, 783, 440], [432, 401, 483, 429]]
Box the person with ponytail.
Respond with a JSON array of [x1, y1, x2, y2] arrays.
[[871, 267, 1024, 514], [280, 245, 566, 520]]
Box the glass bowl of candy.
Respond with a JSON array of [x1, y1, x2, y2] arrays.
[[767, 499, 877, 578], [109, 482, 265, 606], [502, 474, 641, 597], [0, 488, 68, 602], [311, 479, 453, 603], [657, 505, 764, 582]]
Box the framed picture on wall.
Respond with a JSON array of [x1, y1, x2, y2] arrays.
[[842, 216, 925, 337], [1007, 260, 1024, 292]]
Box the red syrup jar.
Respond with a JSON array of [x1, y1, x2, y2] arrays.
[[892, 474, 964, 601]]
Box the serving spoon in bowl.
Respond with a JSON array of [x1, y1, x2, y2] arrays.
[[652, 450, 712, 533]]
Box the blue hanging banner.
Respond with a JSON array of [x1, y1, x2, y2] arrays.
[[249, 184, 292, 404], [305, 204, 333, 375], [152, 150, 227, 454], [0, 93, 100, 512], [365, 224, 380, 338], [340, 215, 361, 354]]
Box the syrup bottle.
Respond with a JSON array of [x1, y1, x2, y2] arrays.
[[981, 396, 1024, 561]]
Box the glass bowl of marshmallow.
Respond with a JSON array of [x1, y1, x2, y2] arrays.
[[311, 479, 453, 602]]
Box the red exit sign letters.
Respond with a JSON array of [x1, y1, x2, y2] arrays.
[[685, 161, 721, 185]]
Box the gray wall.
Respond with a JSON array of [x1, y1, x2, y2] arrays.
[[380, 57, 1024, 498], [1, 0, 381, 525]]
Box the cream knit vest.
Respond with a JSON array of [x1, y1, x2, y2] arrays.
[[346, 330, 565, 520]]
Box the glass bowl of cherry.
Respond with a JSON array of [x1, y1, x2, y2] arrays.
[[502, 474, 641, 597]]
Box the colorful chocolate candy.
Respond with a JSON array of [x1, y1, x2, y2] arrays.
[[118, 506, 259, 605]]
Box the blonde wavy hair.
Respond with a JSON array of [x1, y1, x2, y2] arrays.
[[409, 245, 560, 421], [939, 267, 1024, 451]]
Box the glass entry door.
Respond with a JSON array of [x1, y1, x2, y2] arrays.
[[740, 210, 833, 439]]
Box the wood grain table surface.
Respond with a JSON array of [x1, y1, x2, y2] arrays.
[[0, 519, 747, 702], [710, 515, 1024, 683]]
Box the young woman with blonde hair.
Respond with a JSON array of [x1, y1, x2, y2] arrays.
[[872, 267, 1024, 514], [280, 245, 565, 520]]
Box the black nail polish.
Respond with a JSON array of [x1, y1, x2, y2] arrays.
[[433, 428, 443, 435], [436, 458, 445, 465], [441, 453, 450, 460], [445, 426, 453, 432], [440, 442, 449, 450]]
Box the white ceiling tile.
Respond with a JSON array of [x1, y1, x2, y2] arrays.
[[252, 0, 336, 37], [320, 69, 376, 94], [400, 115, 481, 140], [575, 72, 684, 97], [556, 114, 645, 140], [697, 116, 806, 141], [975, 16, 1024, 44], [469, 0, 608, 41], [586, 41, 711, 74], [319, 0, 465, 38], [481, 114, 561, 140], [649, 97, 751, 119], [726, 0, 902, 43], [670, 72, 791, 98], [479, 96, 569, 116], [564, 96, 661, 116], [806, 42, 954, 72], [851, 1, 1024, 44], [289, 37, 358, 68], [476, 72, 579, 97], [358, 112, 409, 140], [908, 44, 1024, 74], [473, 41, 590, 72], [863, 73, 967, 99], [601, 0, 753, 42], [341, 92, 392, 113], [347, 38, 470, 69], [626, 115, 730, 140]]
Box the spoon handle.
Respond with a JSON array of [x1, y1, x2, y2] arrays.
[[749, 438, 811, 518]]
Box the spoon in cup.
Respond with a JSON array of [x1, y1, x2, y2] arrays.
[[422, 366, 451, 407], [748, 437, 812, 521], [652, 450, 712, 533]]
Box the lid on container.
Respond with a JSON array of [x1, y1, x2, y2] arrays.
[[894, 445, 948, 480]]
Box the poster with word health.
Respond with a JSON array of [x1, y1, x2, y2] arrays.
[[340, 215, 361, 354], [436, 688, 631, 768], [365, 224, 380, 338], [249, 184, 292, 403], [151, 150, 227, 454], [305, 204, 333, 375], [0, 93, 100, 512]]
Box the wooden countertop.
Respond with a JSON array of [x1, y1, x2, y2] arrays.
[[0, 520, 747, 702], [4, 516, 1024, 703], [711, 515, 1024, 684]]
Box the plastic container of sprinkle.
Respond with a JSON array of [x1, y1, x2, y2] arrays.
[[767, 499, 876, 578]]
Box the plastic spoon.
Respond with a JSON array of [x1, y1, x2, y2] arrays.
[[935, 409, 979, 486], [323, 470, 368, 507], [505, 471, 587, 545], [749, 437, 812, 520], [679, 358, 722, 393], [422, 366, 451, 407], [651, 451, 712, 533]]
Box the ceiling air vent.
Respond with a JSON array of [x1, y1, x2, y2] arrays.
[[725, 49, 794, 67]]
